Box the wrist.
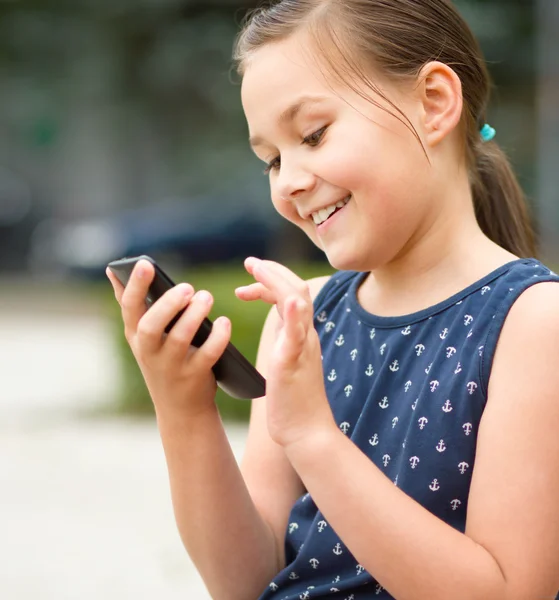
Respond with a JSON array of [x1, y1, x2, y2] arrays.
[[283, 419, 341, 463], [155, 401, 221, 436]]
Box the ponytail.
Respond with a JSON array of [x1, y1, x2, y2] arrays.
[[471, 141, 537, 258]]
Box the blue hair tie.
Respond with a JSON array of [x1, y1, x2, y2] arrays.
[[480, 123, 496, 143]]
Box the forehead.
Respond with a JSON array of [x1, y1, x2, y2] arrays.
[[241, 34, 335, 123]]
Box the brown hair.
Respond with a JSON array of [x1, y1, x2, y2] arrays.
[[233, 0, 537, 258]]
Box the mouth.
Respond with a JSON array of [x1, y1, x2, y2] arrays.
[[310, 194, 352, 226]]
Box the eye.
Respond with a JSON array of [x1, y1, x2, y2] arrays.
[[302, 126, 328, 146], [263, 156, 280, 175]]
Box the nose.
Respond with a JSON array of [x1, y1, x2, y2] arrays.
[[275, 157, 317, 201]]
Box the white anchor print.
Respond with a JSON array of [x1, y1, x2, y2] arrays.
[[481, 285, 491, 295], [333, 543, 343, 556], [309, 558, 320, 569], [289, 572, 299, 580], [425, 362, 433, 374], [467, 381, 478, 395], [350, 349, 358, 361], [317, 520, 328, 532], [436, 439, 447, 452], [369, 433, 379, 446], [340, 422, 351, 434], [412, 398, 418, 410], [325, 321, 336, 333], [394, 474, 399, 486], [327, 369, 337, 382], [418, 416, 428, 430], [356, 564, 365, 575], [288, 522, 299, 534], [299, 591, 310, 599], [344, 385, 353, 397], [404, 380, 412, 392], [478, 345, 484, 357], [464, 314, 474, 326], [458, 461, 470, 474], [446, 346, 457, 358], [456, 300, 463, 305], [269, 582, 279, 591], [316, 311, 327, 323], [401, 326, 412, 336], [382, 454, 391, 467], [375, 584, 384, 595], [440, 328, 449, 339], [392, 417, 399, 429], [370, 328, 376, 340], [442, 399, 453, 413], [463, 423, 473, 436], [365, 364, 374, 376], [330, 588, 340, 594], [467, 329, 473, 338], [332, 576, 341, 584], [454, 362, 462, 374], [429, 479, 440, 491], [379, 396, 389, 409], [335, 334, 345, 347], [380, 343, 387, 355], [409, 456, 420, 469], [415, 344, 425, 356], [450, 499, 462, 511], [430, 380, 440, 392], [389, 360, 400, 372]]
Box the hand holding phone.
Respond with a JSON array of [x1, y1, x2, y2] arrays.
[[107, 255, 266, 401]]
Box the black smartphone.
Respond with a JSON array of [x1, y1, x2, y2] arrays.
[[107, 255, 266, 400]]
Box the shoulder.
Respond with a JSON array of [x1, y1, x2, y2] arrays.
[[307, 274, 334, 301], [494, 280, 559, 351], [487, 280, 559, 401]]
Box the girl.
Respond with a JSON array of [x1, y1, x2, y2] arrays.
[[107, 1, 559, 599]]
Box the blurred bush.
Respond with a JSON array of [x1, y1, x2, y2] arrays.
[[108, 261, 333, 421]]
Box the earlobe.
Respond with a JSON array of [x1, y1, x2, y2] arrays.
[[419, 61, 463, 147]]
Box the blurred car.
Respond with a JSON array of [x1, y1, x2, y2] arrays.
[[27, 189, 286, 279], [0, 166, 45, 273]]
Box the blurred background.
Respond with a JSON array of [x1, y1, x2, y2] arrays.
[[0, 0, 557, 598]]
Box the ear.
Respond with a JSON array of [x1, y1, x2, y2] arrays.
[[417, 61, 463, 147]]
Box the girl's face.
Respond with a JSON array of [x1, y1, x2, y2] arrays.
[[241, 32, 443, 272]]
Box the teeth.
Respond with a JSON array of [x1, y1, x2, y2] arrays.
[[312, 195, 351, 225]]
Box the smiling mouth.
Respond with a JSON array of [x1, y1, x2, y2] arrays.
[[312, 194, 352, 226]]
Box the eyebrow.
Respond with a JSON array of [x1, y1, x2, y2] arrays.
[[249, 95, 328, 149]]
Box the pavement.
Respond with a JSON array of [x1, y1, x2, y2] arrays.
[[0, 278, 249, 600]]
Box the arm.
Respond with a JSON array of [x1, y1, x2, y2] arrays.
[[283, 282, 559, 600], [159, 274, 331, 599]]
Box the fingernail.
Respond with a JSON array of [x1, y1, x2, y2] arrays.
[[136, 265, 145, 279], [197, 290, 212, 304]]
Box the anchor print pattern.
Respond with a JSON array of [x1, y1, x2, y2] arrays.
[[260, 260, 559, 600]]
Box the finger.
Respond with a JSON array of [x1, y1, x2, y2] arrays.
[[106, 268, 125, 304], [278, 296, 307, 364], [191, 316, 232, 371], [120, 259, 156, 335], [162, 289, 214, 359], [248, 260, 311, 320], [235, 282, 277, 305], [136, 283, 195, 354], [246, 257, 310, 299]]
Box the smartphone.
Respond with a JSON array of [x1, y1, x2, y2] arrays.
[[107, 255, 266, 400]]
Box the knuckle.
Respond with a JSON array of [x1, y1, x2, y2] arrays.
[[136, 318, 160, 340]]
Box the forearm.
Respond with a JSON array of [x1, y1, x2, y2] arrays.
[[157, 405, 278, 600], [285, 427, 507, 600]]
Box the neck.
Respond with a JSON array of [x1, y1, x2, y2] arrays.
[[358, 176, 518, 317]]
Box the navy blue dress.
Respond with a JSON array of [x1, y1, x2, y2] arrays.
[[257, 258, 559, 600]]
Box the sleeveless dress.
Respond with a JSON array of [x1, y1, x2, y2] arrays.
[[257, 258, 559, 600]]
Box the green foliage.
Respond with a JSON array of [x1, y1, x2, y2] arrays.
[[109, 261, 333, 421]]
